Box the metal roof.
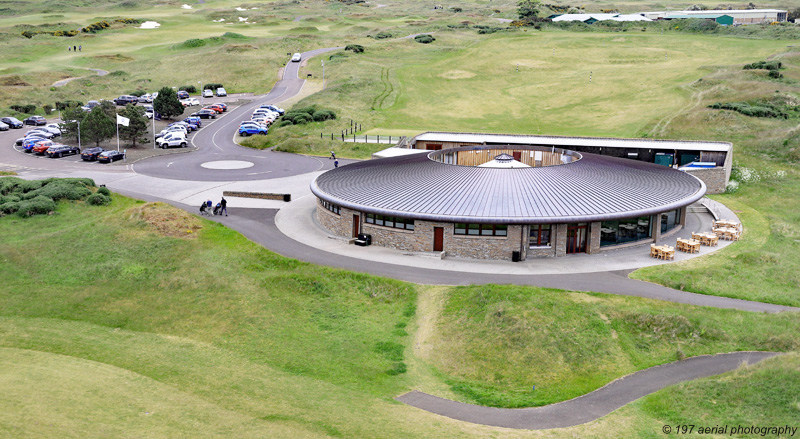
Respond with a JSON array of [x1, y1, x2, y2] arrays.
[[311, 145, 706, 224], [413, 132, 732, 153]]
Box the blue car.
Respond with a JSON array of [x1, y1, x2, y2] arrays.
[[238, 123, 267, 136], [184, 116, 202, 127], [22, 136, 49, 152]]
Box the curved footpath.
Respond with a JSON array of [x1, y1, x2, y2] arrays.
[[397, 352, 781, 429]]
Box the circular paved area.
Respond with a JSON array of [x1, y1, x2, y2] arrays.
[[200, 160, 254, 169]]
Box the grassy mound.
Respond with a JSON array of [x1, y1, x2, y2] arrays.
[[128, 201, 202, 238], [424, 285, 800, 408]]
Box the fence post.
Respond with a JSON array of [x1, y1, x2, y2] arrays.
[[320, 132, 322, 139], [341, 132, 344, 141], [378, 134, 380, 143], [390, 135, 392, 143], [331, 133, 334, 140]]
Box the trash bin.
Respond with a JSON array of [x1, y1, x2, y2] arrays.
[[283, 194, 291, 202], [512, 251, 520, 262]]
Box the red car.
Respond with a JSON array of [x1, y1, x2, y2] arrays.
[[32, 141, 61, 155], [204, 104, 224, 114], [212, 103, 227, 112]]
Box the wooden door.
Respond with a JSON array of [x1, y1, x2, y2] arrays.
[[433, 227, 444, 252], [512, 151, 522, 162], [352, 214, 360, 238]]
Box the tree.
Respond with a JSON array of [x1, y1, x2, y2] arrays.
[[81, 106, 115, 147], [517, 0, 541, 21], [118, 104, 148, 148], [789, 7, 800, 22], [59, 103, 86, 144], [153, 87, 183, 120]]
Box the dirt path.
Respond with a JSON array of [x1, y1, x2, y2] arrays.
[[52, 68, 109, 87]]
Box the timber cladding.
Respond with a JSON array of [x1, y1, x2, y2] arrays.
[[452, 148, 564, 167], [223, 191, 291, 201]]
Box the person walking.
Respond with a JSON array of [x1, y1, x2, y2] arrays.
[[78, 45, 82, 52], [68, 46, 71, 51], [334, 159, 339, 168], [330, 150, 336, 160], [220, 197, 227, 216], [73, 45, 77, 52], [206, 199, 213, 210]]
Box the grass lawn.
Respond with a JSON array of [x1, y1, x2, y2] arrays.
[[1, 192, 798, 437]]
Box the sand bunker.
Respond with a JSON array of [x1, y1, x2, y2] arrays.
[[439, 70, 476, 79], [213, 18, 226, 22], [238, 17, 248, 22], [139, 21, 161, 29], [235, 7, 247, 11], [182, 4, 192, 9]]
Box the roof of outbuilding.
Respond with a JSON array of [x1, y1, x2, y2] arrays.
[[311, 145, 706, 224]]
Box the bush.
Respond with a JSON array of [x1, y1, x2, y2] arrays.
[[86, 193, 111, 205], [312, 109, 336, 121], [27, 182, 91, 201], [16, 195, 56, 217], [451, 6, 462, 12], [292, 113, 312, 125], [97, 186, 111, 196], [203, 83, 224, 91], [344, 44, 365, 53], [373, 31, 393, 39], [414, 34, 435, 44], [0, 201, 19, 215], [55, 100, 83, 111], [179, 85, 197, 93], [129, 90, 145, 97], [181, 38, 206, 48], [43, 104, 54, 115], [768, 70, 783, 79], [10, 104, 36, 114], [743, 60, 782, 71], [277, 120, 294, 127]]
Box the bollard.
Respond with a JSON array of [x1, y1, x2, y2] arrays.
[[320, 132, 322, 139], [331, 133, 334, 140], [377, 135, 380, 143]]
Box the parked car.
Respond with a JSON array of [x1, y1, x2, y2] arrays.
[[177, 90, 190, 99], [184, 116, 202, 127], [17, 134, 46, 147], [32, 141, 59, 155], [169, 121, 195, 132], [46, 144, 80, 158], [216, 87, 227, 97], [23, 115, 46, 126], [204, 104, 224, 113], [41, 124, 62, 136], [26, 129, 55, 139], [212, 103, 227, 112], [23, 138, 55, 153], [138, 94, 153, 103], [156, 133, 188, 149], [239, 123, 268, 136], [81, 100, 101, 112], [81, 147, 105, 161], [113, 95, 138, 106], [1, 117, 23, 128], [291, 53, 302, 62], [155, 126, 187, 139], [202, 89, 213, 98], [181, 98, 200, 107], [253, 109, 278, 119], [192, 109, 217, 119], [260, 104, 284, 115], [0, 121, 8, 131], [98, 150, 125, 163]]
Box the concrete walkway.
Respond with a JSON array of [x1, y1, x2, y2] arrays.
[[397, 352, 780, 429]]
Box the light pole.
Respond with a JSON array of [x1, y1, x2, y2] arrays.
[[76, 120, 81, 150]]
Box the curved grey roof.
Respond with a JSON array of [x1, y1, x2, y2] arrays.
[[311, 145, 706, 224]]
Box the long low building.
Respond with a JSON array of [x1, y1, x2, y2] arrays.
[[313, 143, 708, 261], [640, 9, 788, 23], [407, 132, 732, 194]]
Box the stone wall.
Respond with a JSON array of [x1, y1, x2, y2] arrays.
[[587, 221, 601, 254], [224, 190, 290, 201], [316, 199, 354, 238], [684, 168, 726, 194]]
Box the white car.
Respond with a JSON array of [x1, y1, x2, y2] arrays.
[[156, 126, 187, 139], [0, 121, 8, 131], [253, 109, 278, 119], [181, 98, 200, 107], [156, 133, 188, 149], [216, 87, 227, 97], [202, 89, 213, 98], [138, 94, 153, 103], [43, 123, 62, 136], [291, 53, 301, 62]]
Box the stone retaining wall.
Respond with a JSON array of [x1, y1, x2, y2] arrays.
[[223, 191, 291, 201]]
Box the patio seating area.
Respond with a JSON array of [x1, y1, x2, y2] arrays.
[[651, 218, 740, 259]]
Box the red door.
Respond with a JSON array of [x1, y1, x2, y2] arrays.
[[513, 151, 522, 162], [352, 214, 360, 238], [433, 227, 444, 252]]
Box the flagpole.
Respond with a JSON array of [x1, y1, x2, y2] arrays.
[[116, 120, 120, 152]]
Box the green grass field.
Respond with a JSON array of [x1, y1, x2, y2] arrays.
[[1, 195, 798, 438]]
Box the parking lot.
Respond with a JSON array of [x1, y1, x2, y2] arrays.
[[1, 93, 255, 169]]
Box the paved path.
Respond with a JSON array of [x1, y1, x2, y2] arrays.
[[398, 352, 780, 429], [52, 68, 109, 87]]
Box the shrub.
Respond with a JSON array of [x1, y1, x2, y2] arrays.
[[414, 34, 435, 44], [43, 104, 54, 115], [768, 70, 783, 79], [222, 32, 246, 39], [18, 180, 43, 193], [27, 182, 91, 201], [55, 100, 83, 110], [344, 44, 364, 53], [10, 104, 36, 114], [87, 193, 111, 205], [16, 195, 56, 217], [277, 120, 294, 127], [203, 83, 223, 91], [451, 6, 462, 12], [129, 90, 145, 97], [292, 113, 311, 125], [97, 186, 111, 196], [179, 85, 197, 93], [181, 38, 206, 48], [744, 60, 782, 71], [374, 31, 393, 39], [0, 201, 19, 215], [312, 109, 336, 121]]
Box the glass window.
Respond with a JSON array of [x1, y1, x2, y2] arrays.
[[365, 213, 413, 231], [455, 223, 509, 237], [530, 224, 551, 247], [455, 223, 466, 234], [661, 208, 680, 234], [321, 200, 340, 215], [601, 216, 652, 247], [468, 223, 480, 235]]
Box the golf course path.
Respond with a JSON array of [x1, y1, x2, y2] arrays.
[[52, 68, 110, 87], [397, 351, 780, 430]]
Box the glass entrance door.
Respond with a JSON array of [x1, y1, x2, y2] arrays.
[[566, 223, 588, 254]]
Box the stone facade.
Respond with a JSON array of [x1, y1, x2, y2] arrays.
[[316, 199, 355, 238], [684, 168, 726, 194]]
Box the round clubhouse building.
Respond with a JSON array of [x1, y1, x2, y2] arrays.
[[311, 143, 707, 261]]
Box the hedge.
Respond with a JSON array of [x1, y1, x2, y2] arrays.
[[87, 193, 112, 205], [414, 34, 435, 44], [203, 83, 224, 91], [16, 196, 56, 217], [179, 85, 197, 93], [10, 104, 36, 114]]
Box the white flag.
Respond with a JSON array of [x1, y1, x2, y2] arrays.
[[116, 114, 129, 127]]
